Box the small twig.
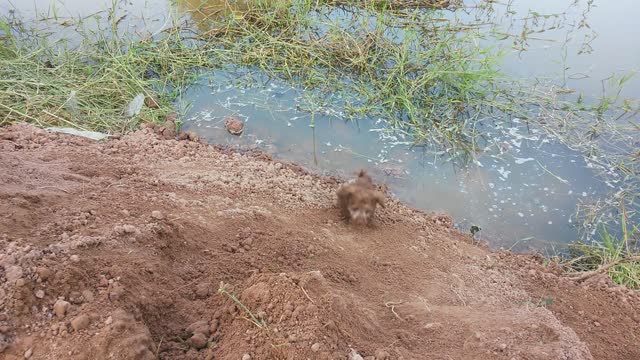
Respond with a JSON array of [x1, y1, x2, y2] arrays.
[[155, 336, 164, 358], [37, 186, 70, 193], [300, 286, 315, 304], [566, 256, 640, 282], [384, 301, 404, 321], [218, 283, 265, 328]]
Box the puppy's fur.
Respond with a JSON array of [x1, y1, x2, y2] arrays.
[[337, 170, 385, 225]]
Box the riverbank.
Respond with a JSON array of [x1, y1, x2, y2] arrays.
[[1, 122, 638, 359]]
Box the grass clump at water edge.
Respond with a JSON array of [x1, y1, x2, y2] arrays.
[[0, 14, 213, 133], [565, 209, 640, 290]]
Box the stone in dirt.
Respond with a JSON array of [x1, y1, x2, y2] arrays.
[[374, 349, 390, 359], [186, 320, 210, 336], [24, 347, 33, 359], [242, 354, 251, 360], [81, 290, 94, 303], [311, 342, 321, 352], [349, 349, 364, 360], [71, 314, 91, 331], [224, 116, 244, 135], [36, 267, 52, 281], [5, 265, 23, 283], [195, 283, 211, 299], [0, 333, 9, 353], [187, 333, 207, 349], [151, 210, 165, 220], [34, 289, 45, 299], [53, 300, 70, 318]]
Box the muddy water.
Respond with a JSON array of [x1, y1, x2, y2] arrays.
[[3, 0, 638, 252]]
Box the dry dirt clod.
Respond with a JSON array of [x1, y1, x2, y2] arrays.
[[311, 342, 321, 352], [241, 354, 251, 360], [36, 267, 51, 281], [53, 300, 70, 318], [81, 290, 94, 302], [24, 348, 33, 359], [71, 314, 91, 331], [195, 283, 211, 299], [186, 320, 210, 336], [69, 255, 80, 263], [6, 265, 23, 282], [151, 210, 165, 220], [224, 116, 244, 135], [187, 333, 208, 349], [34, 289, 45, 299], [374, 349, 390, 359]]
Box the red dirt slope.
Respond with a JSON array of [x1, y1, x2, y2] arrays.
[[0, 123, 638, 360]]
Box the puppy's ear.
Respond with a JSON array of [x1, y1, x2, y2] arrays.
[[374, 191, 385, 208]]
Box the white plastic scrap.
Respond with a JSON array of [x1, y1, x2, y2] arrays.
[[123, 93, 145, 118], [46, 127, 109, 141]]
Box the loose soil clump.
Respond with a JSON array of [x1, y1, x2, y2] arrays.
[[1, 123, 639, 359]]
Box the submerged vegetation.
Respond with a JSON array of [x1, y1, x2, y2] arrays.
[[0, 0, 639, 285]]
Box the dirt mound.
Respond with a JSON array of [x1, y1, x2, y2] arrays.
[[1, 123, 638, 359]]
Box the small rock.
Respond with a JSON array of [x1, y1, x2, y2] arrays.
[[70, 255, 80, 263], [374, 349, 390, 359], [349, 349, 364, 360], [594, 321, 601, 327], [36, 267, 52, 281], [186, 320, 210, 336], [6, 265, 23, 282], [151, 211, 164, 220], [242, 354, 251, 360], [71, 314, 91, 331], [81, 290, 94, 303], [121, 225, 137, 234], [144, 96, 160, 109], [105, 316, 113, 325], [53, 300, 70, 318], [187, 333, 207, 349], [34, 290, 45, 299], [24, 348, 33, 359], [224, 116, 244, 135], [0, 334, 8, 353], [160, 120, 177, 139], [165, 112, 178, 123], [499, 343, 507, 351], [195, 283, 211, 299], [311, 343, 321, 352]]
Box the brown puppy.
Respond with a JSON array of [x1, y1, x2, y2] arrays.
[[337, 170, 385, 225]]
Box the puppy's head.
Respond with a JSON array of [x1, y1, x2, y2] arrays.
[[341, 185, 385, 224], [355, 169, 374, 188]]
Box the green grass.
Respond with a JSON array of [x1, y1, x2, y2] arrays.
[[218, 283, 266, 328], [0, 14, 213, 132], [566, 209, 640, 289]]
